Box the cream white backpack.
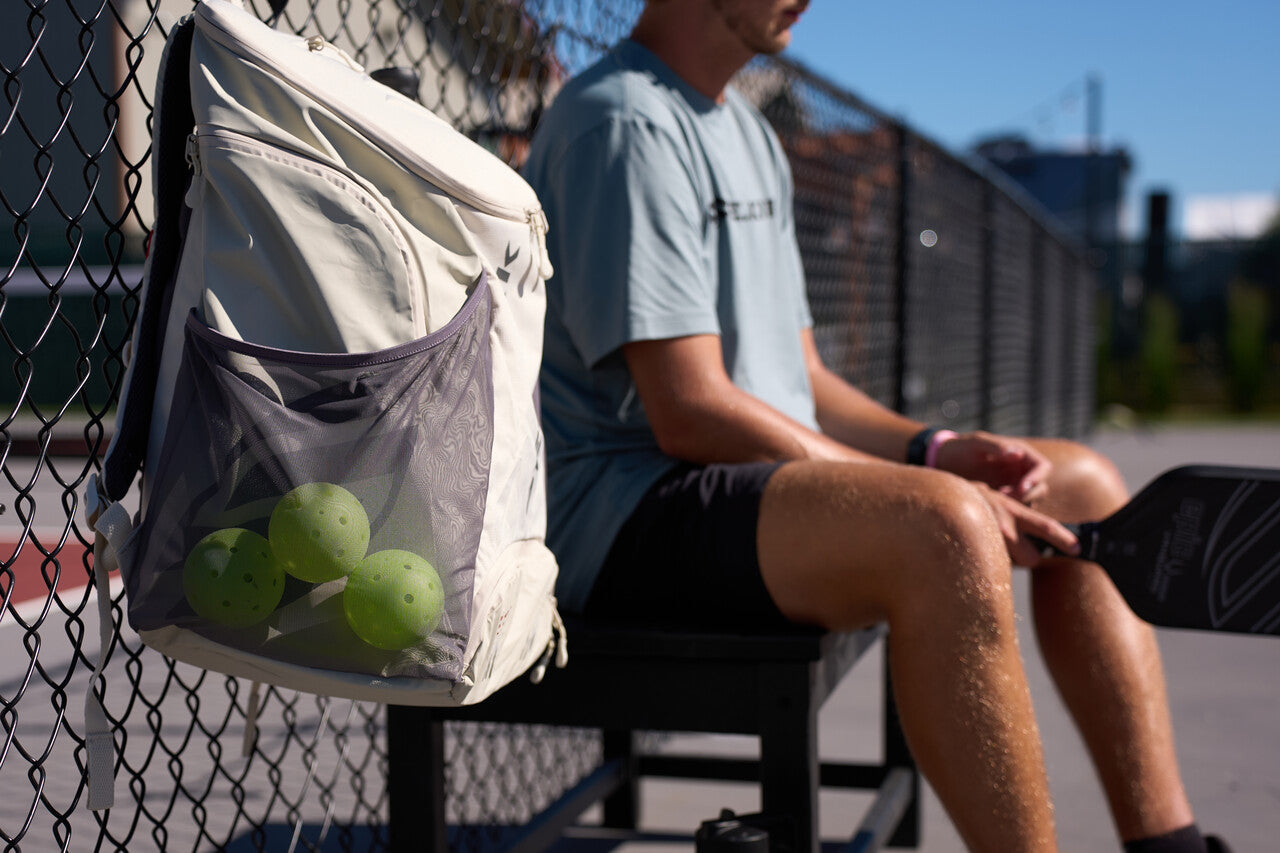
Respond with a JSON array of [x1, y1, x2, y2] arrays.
[[84, 0, 564, 809]]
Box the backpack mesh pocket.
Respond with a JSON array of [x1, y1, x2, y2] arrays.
[[121, 276, 494, 683]]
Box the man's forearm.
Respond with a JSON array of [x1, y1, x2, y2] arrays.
[[809, 364, 923, 463], [650, 379, 882, 465], [796, 328, 922, 462], [622, 334, 882, 467]]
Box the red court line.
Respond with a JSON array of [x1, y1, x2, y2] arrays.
[[2, 537, 98, 610]]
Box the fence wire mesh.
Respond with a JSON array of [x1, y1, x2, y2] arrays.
[[735, 60, 903, 411], [900, 137, 989, 428], [988, 192, 1039, 436], [1, 1, 1094, 850]]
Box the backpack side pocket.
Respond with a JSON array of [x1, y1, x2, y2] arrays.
[[127, 276, 494, 685]]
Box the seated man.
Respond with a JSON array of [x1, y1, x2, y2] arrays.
[[523, 1, 1227, 851]]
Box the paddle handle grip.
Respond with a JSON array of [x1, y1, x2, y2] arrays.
[[1031, 522, 1100, 563]]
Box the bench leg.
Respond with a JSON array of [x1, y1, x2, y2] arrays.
[[602, 728, 639, 829], [882, 641, 921, 849], [759, 662, 820, 853], [386, 705, 448, 852]]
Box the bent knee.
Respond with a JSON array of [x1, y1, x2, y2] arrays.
[[898, 473, 1013, 595], [879, 473, 1018, 638], [914, 472, 1003, 554], [1037, 439, 1128, 520], [759, 463, 1012, 631]]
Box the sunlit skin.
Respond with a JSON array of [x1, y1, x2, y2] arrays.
[[617, 1, 1200, 851], [712, 0, 808, 56], [632, 0, 810, 101]]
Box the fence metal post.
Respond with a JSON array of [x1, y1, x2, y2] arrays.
[[980, 183, 996, 432], [1030, 228, 1046, 437], [1062, 253, 1078, 438], [893, 123, 912, 418], [884, 122, 921, 841]]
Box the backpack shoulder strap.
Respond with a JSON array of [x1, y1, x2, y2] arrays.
[[86, 23, 200, 809], [101, 16, 196, 501]]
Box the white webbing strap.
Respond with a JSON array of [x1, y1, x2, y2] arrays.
[[552, 602, 569, 669], [263, 579, 345, 640], [84, 475, 135, 810], [241, 681, 262, 758], [529, 602, 568, 684]]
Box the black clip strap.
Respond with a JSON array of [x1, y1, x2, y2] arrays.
[[905, 426, 942, 466]]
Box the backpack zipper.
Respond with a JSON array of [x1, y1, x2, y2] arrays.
[[190, 125, 427, 336], [304, 35, 364, 72], [197, 2, 546, 225]]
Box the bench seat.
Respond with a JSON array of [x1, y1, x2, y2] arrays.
[[387, 618, 920, 853]]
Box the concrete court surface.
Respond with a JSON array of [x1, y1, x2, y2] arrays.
[[598, 423, 1280, 853]]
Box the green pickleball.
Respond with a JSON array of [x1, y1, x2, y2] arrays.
[[183, 528, 286, 628], [342, 549, 445, 651], [268, 482, 371, 583]]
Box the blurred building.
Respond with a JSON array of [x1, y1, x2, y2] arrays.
[[973, 134, 1131, 296]]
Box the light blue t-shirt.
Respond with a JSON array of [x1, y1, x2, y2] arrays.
[[523, 41, 817, 612]]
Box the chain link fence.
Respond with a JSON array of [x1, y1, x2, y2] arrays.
[[1, 1, 1094, 850]]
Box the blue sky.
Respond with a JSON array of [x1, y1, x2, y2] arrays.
[[783, 1, 1280, 237]]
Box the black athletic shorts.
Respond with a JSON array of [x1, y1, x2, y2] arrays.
[[582, 461, 792, 629]]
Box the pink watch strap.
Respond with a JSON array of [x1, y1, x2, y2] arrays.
[[924, 430, 958, 468]]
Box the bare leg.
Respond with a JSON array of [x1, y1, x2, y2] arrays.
[[757, 461, 1058, 853], [1025, 439, 1196, 841]]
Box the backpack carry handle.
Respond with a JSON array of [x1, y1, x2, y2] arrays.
[[370, 67, 422, 103]]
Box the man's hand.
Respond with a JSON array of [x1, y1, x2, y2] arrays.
[[933, 431, 1053, 504], [977, 485, 1080, 567]]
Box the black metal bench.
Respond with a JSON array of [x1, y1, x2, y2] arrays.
[[386, 618, 921, 852]]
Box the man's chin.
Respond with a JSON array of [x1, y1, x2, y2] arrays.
[[755, 31, 793, 55]]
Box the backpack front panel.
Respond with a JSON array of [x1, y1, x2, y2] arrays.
[[109, 0, 561, 705], [121, 279, 494, 681]]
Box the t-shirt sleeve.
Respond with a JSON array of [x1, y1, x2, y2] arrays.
[[538, 116, 720, 369]]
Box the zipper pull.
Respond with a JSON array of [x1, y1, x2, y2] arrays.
[[552, 603, 568, 668], [530, 209, 553, 282], [305, 35, 365, 72], [529, 603, 568, 683], [185, 132, 201, 176], [530, 645, 552, 684]]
